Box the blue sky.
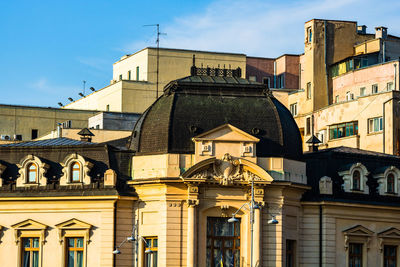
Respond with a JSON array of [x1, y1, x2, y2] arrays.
[[1, 0, 400, 107]]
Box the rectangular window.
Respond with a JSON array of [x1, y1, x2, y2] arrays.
[[307, 82, 312, 99], [286, 240, 296, 267], [249, 76, 256, 82], [360, 87, 366, 96], [206, 217, 240, 267], [136, 66, 140, 81], [290, 103, 298, 116], [262, 77, 270, 88], [387, 82, 394, 91], [119, 74, 122, 81], [143, 237, 158, 267], [128, 71, 131, 80], [276, 74, 285, 88], [372, 84, 378, 94], [329, 121, 358, 140], [22, 237, 40, 267], [31, 129, 38, 140], [368, 117, 383, 133], [307, 27, 312, 43], [335, 95, 339, 103], [349, 243, 363, 267], [106, 105, 110, 112], [66, 237, 84, 267], [384, 245, 397, 267], [306, 117, 311, 135]]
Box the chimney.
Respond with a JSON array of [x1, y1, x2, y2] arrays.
[[306, 135, 322, 152], [77, 128, 94, 143], [357, 25, 367, 34], [57, 123, 62, 138], [375, 26, 388, 39]]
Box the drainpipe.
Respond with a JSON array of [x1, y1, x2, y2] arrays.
[[383, 97, 400, 153], [394, 63, 397, 91], [113, 200, 117, 267], [319, 205, 323, 267], [383, 40, 386, 63], [324, 21, 330, 105]]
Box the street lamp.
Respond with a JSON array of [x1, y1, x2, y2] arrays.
[[228, 177, 279, 267], [113, 235, 154, 255]]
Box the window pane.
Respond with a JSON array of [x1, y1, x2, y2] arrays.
[[33, 238, 39, 248], [23, 251, 30, 267], [33, 251, 39, 267], [77, 251, 83, 267], [23, 238, 31, 248], [152, 251, 158, 267], [77, 238, 84, 248], [68, 238, 75, 247], [29, 171, 36, 183], [68, 251, 75, 267]]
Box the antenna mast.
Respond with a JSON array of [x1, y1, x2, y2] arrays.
[[144, 24, 166, 99]]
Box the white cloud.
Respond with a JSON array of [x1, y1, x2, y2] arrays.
[[29, 77, 77, 96], [124, 0, 400, 57]]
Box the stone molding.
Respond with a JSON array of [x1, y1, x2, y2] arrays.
[[60, 153, 93, 186], [338, 162, 369, 194], [16, 155, 49, 187]]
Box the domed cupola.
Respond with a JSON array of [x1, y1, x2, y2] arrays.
[[129, 72, 302, 160]]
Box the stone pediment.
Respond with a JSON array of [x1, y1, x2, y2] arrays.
[[343, 225, 374, 236], [192, 124, 259, 142], [181, 153, 273, 185], [378, 227, 400, 239], [12, 219, 48, 230]]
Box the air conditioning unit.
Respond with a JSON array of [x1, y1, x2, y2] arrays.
[[14, 134, 22, 141], [0, 135, 11, 140]]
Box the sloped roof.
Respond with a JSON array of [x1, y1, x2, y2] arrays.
[[0, 137, 96, 147], [129, 75, 303, 160]]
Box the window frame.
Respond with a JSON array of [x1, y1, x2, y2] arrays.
[[373, 166, 400, 196], [307, 26, 312, 43], [338, 163, 369, 194], [16, 155, 49, 187], [306, 82, 312, 99], [368, 117, 383, 134], [378, 228, 400, 267], [372, 84, 378, 94], [343, 225, 373, 267], [360, 87, 366, 96], [56, 218, 92, 267], [60, 153, 93, 186], [289, 103, 298, 116], [206, 217, 240, 267], [66, 237, 85, 267], [286, 239, 296, 267], [329, 121, 358, 140], [71, 162, 81, 183], [27, 163, 38, 184], [348, 242, 363, 267], [143, 236, 158, 267], [262, 77, 270, 87]]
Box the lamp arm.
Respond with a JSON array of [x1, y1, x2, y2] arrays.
[[116, 238, 128, 249], [231, 202, 250, 217], [139, 236, 150, 247]]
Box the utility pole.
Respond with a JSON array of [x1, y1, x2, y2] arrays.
[[144, 24, 166, 99]]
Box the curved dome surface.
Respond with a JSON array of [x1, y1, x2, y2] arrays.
[[129, 76, 303, 160]]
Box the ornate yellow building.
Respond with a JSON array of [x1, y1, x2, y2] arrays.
[[1, 68, 400, 267]]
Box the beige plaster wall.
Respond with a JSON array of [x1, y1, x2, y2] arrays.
[[132, 154, 180, 179], [113, 49, 149, 82], [332, 60, 398, 102], [0, 105, 96, 141], [301, 203, 400, 267], [0, 198, 117, 267]]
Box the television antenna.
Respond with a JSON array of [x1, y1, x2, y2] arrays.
[[144, 24, 166, 98]]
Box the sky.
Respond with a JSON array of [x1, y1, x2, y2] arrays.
[[1, 0, 400, 107]]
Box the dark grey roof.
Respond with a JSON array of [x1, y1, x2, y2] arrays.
[[306, 135, 322, 144], [0, 137, 96, 147], [129, 75, 303, 160], [308, 146, 400, 159]]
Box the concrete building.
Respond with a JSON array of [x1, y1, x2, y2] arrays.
[[285, 19, 400, 155], [0, 104, 98, 142], [2, 71, 400, 267], [62, 47, 301, 114]]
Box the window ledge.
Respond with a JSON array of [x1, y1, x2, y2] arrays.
[[329, 135, 358, 142], [367, 131, 382, 136]]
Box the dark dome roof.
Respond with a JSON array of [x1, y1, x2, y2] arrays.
[[129, 75, 303, 160]]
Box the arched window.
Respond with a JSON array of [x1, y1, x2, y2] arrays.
[[71, 162, 81, 182], [387, 173, 395, 193], [353, 170, 361, 190], [27, 163, 37, 183]]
